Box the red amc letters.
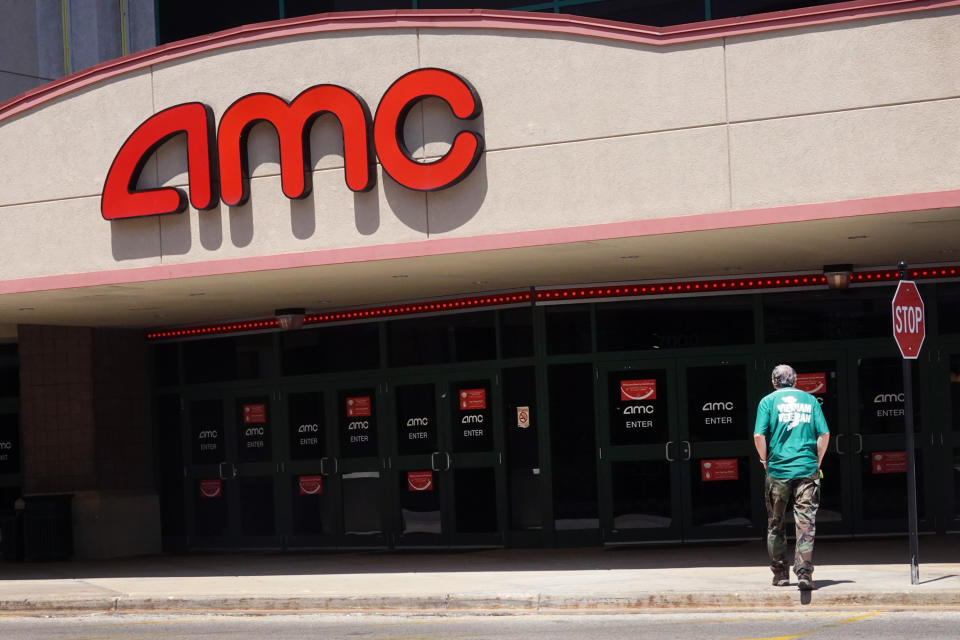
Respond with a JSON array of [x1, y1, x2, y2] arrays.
[[101, 68, 484, 220]]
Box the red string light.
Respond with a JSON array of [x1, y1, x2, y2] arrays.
[[147, 267, 958, 341]]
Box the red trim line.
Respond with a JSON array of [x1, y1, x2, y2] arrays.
[[2, 188, 959, 296], [1, 1, 957, 123], [146, 265, 960, 341]]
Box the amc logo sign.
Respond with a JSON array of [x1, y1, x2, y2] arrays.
[[101, 68, 483, 220]]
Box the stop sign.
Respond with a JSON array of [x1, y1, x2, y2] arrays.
[[892, 280, 925, 359]]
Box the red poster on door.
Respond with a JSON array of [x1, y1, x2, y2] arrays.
[[298, 475, 323, 495], [459, 388, 486, 410], [795, 373, 827, 395], [346, 396, 372, 417], [872, 451, 907, 474], [242, 403, 266, 424], [620, 379, 656, 401], [199, 478, 222, 498], [701, 459, 739, 482], [407, 471, 434, 492]]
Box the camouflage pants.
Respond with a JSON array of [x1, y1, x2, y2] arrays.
[[764, 472, 821, 578]]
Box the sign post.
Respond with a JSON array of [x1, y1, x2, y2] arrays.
[[892, 261, 923, 585]]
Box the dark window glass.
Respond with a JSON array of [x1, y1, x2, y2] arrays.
[[562, 0, 704, 27], [689, 455, 752, 528], [281, 323, 380, 375], [611, 461, 672, 530], [503, 367, 538, 468], [860, 450, 925, 521], [158, 0, 279, 44], [545, 306, 591, 355], [0, 412, 21, 475], [451, 380, 494, 453], [419, 1, 516, 8], [686, 364, 748, 442], [183, 334, 273, 384], [597, 296, 753, 351], [937, 283, 960, 334], [153, 343, 179, 387], [289, 391, 327, 460], [395, 383, 438, 456], [857, 357, 920, 435], [503, 367, 540, 531], [194, 478, 228, 536], [608, 368, 669, 445], [338, 388, 378, 458], [398, 470, 441, 537], [387, 312, 496, 367], [285, 0, 409, 19], [500, 307, 534, 358], [713, 0, 829, 21], [0, 485, 21, 511], [548, 363, 598, 527], [239, 476, 275, 536], [343, 473, 383, 535], [763, 289, 891, 343], [454, 467, 498, 533], [0, 343, 17, 398], [190, 399, 224, 465], [237, 396, 271, 462], [292, 474, 334, 536], [156, 395, 184, 542]]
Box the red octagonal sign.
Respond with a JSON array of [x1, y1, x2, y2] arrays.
[[892, 280, 925, 359]]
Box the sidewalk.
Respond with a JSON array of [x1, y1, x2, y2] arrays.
[[0, 537, 958, 614]]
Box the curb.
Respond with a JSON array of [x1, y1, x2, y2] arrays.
[[2, 590, 960, 614]]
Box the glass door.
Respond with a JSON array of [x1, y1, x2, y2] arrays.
[[597, 361, 682, 543], [850, 351, 933, 534], [389, 372, 506, 548], [284, 387, 337, 548], [761, 351, 853, 536], [945, 351, 960, 531], [332, 383, 389, 548], [281, 380, 389, 549], [184, 390, 281, 550], [678, 357, 762, 540]]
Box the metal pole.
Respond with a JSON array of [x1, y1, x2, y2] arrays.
[[899, 261, 920, 585]]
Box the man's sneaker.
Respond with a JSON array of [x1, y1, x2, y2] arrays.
[[773, 572, 790, 587], [797, 576, 814, 591]]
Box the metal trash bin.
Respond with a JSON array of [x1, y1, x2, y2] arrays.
[[22, 495, 73, 562]]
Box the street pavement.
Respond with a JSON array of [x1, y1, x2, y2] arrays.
[[0, 536, 957, 614]]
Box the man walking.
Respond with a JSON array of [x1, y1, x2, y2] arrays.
[[754, 364, 830, 590]]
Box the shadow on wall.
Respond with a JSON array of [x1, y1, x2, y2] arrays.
[[108, 114, 488, 260]]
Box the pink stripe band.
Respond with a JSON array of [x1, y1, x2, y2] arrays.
[[2, 188, 958, 296]]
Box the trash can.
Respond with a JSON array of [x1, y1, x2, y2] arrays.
[[0, 508, 24, 562], [22, 495, 73, 562]]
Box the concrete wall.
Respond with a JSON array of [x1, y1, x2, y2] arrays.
[[1, 8, 958, 280]]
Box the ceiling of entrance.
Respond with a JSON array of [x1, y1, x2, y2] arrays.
[[2, 206, 959, 335]]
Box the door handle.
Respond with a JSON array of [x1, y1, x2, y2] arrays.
[[681, 440, 692, 461], [835, 433, 845, 454], [665, 441, 674, 462], [444, 452, 452, 471], [854, 433, 863, 454], [218, 462, 236, 479], [320, 457, 339, 476], [431, 451, 442, 471]]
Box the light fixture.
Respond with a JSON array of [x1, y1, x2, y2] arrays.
[[823, 264, 853, 290], [275, 307, 306, 330]]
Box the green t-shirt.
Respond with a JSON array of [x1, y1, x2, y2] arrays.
[[754, 386, 829, 479]]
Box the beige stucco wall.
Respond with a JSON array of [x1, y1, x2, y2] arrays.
[[1, 8, 959, 282]]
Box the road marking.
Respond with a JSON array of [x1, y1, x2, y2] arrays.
[[729, 610, 887, 640]]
